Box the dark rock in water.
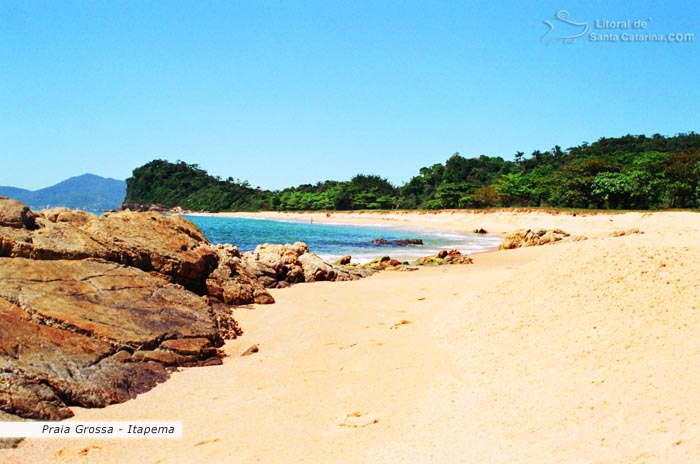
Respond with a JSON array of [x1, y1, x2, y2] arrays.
[[473, 228, 488, 234], [371, 238, 424, 246]]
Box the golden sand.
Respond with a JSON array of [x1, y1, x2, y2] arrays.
[[4, 210, 700, 463]]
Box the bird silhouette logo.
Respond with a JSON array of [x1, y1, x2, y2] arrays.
[[541, 10, 590, 45]]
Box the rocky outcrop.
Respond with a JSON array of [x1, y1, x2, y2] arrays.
[[414, 249, 474, 265], [0, 204, 219, 294], [0, 197, 39, 230], [610, 228, 643, 237], [205, 244, 276, 305], [0, 198, 251, 425], [241, 242, 374, 288], [499, 228, 587, 249], [364, 256, 404, 270], [119, 202, 170, 212], [0, 198, 379, 427], [0, 258, 232, 421]]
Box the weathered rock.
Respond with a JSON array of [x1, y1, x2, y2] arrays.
[[414, 249, 473, 266], [0, 302, 169, 421], [499, 228, 574, 249], [241, 344, 260, 357], [0, 200, 381, 423], [443, 249, 474, 264], [610, 228, 642, 237], [0, 205, 219, 294], [0, 257, 234, 421], [0, 258, 221, 347], [119, 203, 169, 212], [298, 252, 362, 282], [335, 255, 352, 265], [241, 242, 371, 286], [0, 197, 39, 230], [160, 337, 214, 356], [364, 256, 394, 270], [205, 244, 275, 305]]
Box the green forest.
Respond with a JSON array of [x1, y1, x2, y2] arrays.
[[124, 133, 700, 212]]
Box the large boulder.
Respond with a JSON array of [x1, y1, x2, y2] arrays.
[[205, 244, 275, 305], [413, 249, 474, 266], [0, 199, 254, 424], [0, 257, 233, 421], [499, 228, 578, 249], [241, 242, 372, 287], [0, 197, 38, 230], [0, 203, 219, 293], [298, 252, 361, 282]]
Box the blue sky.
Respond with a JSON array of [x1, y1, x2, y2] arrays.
[[1, 0, 698, 190]]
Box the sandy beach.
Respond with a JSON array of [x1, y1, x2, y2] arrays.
[[200, 209, 662, 238], [4, 210, 700, 463]]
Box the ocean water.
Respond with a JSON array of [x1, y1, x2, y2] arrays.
[[186, 215, 502, 263]]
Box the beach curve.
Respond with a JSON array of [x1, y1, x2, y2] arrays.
[[4, 210, 700, 463]]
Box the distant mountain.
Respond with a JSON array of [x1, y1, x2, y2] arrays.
[[0, 174, 126, 211]]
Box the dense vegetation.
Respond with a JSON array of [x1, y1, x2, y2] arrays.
[[125, 133, 700, 212]]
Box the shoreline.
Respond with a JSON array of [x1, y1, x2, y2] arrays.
[[185, 208, 685, 239], [5, 209, 700, 463], [183, 210, 508, 264]]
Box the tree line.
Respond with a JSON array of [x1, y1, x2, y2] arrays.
[[124, 132, 700, 212]]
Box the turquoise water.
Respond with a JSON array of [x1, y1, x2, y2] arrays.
[[186, 215, 502, 263]]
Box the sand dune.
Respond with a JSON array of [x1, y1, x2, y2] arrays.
[[4, 210, 700, 463]]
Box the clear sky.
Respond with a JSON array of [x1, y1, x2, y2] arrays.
[[1, 0, 698, 191]]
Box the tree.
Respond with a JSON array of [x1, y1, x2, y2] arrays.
[[496, 172, 532, 206]]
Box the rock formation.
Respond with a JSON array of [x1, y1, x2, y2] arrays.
[[499, 228, 587, 249], [414, 249, 474, 265], [0, 198, 249, 426], [205, 244, 276, 305], [0, 257, 230, 422], [0, 197, 379, 428], [241, 242, 373, 288], [0, 206, 220, 294]]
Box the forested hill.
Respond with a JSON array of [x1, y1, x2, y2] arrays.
[[124, 133, 700, 212]]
